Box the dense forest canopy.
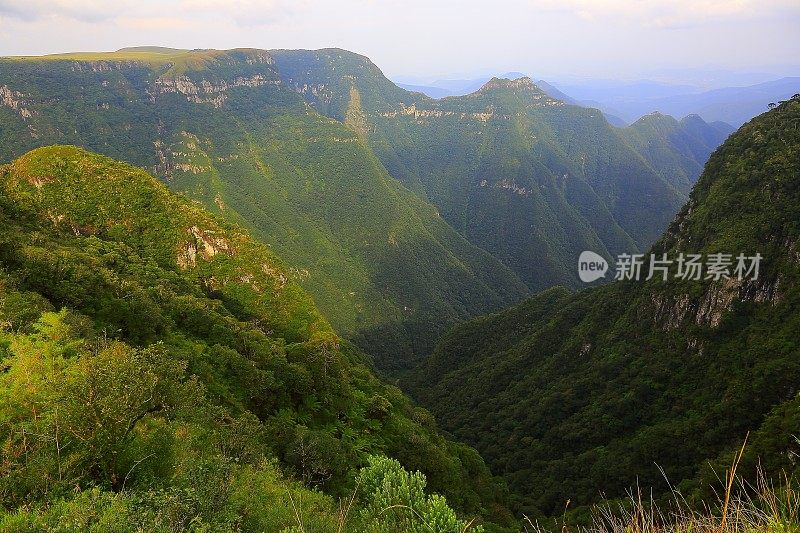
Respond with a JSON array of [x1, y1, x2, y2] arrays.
[[0, 45, 794, 532], [0, 48, 731, 372]]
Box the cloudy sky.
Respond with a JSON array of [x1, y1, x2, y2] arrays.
[[0, 0, 798, 81]]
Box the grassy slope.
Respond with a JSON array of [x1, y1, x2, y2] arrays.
[[404, 100, 800, 519]]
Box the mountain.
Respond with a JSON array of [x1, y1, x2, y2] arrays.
[[559, 79, 702, 102], [533, 79, 629, 126], [272, 49, 708, 291], [396, 75, 629, 125], [554, 77, 800, 126], [0, 145, 512, 529], [0, 48, 528, 373], [531, 79, 579, 105], [404, 98, 800, 518], [621, 112, 734, 191], [428, 77, 491, 95], [644, 77, 800, 126], [396, 82, 455, 98], [0, 46, 735, 369]]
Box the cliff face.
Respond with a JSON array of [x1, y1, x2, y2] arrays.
[[150, 74, 280, 107], [0, 85, 33, 118]]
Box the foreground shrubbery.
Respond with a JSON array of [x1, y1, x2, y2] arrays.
[[0, 311, 482, 532]]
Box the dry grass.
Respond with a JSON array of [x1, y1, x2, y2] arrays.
[[523, 438, 799, 533]]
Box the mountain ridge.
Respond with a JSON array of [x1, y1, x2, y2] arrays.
[[271, 48, 729, 291]]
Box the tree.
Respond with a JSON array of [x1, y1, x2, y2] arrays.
[[0, 311, 201, 503], [354, 455, 483, 532]]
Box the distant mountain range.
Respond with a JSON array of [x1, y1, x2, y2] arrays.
[[396, 73, 799, 127], [555, 77, 800, 126]]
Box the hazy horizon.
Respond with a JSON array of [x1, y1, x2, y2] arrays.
[[1, 0, 798, 83]]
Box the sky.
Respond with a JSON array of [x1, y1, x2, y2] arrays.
[[0, 0, 798, 82]]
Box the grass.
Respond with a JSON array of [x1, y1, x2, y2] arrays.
[[0, 48, 265, 77], [524, 438, 800, 533], [523, 474, 799, 533]]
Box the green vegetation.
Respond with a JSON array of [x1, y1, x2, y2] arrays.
[[0, 47, 732, 369], [0, 49, 528, 372], [405, 100, 800, 520], [272, 49, 729, 292], [0, 146, 513, 530], [355, 456, 484, 532], [525, 464, 800, 532], [0, 47, 767, 530]]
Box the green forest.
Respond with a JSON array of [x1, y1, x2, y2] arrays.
[[406, 98, 800, 523], [0, 45, 797, 532], [0, 48, 730, 371], [0, 146, 512, 530]]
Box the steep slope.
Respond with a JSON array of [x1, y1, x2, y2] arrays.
[[0, 145, 513, 526], [0, 49, 528, 372], [404, 98, 800, 518], [272, 49, 716, 291], [622, 112, 734, 192]]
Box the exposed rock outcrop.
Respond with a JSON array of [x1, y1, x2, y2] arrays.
[[0, 85, 33, 119]]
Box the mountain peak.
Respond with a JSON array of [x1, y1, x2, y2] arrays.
[[477, 76, 537, 92]]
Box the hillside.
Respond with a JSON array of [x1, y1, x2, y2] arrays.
[[272, 49, 726, 291], [0, 49, 528, 372], [404, 98, 800, 518], [0, 146, 513, 529]]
